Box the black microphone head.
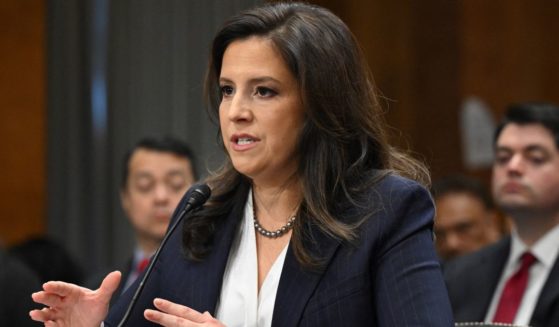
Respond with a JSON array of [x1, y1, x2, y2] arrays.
[[186, 183, 211, 208]]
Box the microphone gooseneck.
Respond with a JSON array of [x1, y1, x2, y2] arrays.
[[116, 183, 211, 327]]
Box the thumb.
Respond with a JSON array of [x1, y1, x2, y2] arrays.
[[98, 271, 121, 299]]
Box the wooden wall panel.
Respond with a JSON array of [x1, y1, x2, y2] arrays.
[[1, 0, 556, 245], [308, 0, 559, 183], [408, 1, 461, 178], [460, 0, 559, 117], [458, 0, 559, 184], [0, 0, 45, 245], [310, 0, 462, 179]]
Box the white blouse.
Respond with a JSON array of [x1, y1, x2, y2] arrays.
[[215, 189, 288, 327]]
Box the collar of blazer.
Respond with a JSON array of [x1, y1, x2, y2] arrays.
[[179, 205, 342, 327]]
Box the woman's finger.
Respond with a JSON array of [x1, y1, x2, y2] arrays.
[[32, 291, 63, 308], [98, 271, 121, 294], [42, 280, 81, 297], [29, 307, 59, 322], [144, 308, 199, 327], [153, 298, 205, 323], [29, 308, 46, 322], [44, 320, 60, 327]]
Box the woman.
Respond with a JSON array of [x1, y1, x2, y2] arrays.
[[30, 2, 453, 326]]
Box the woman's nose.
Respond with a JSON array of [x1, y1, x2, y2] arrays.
[[227, 92, 252, 122]]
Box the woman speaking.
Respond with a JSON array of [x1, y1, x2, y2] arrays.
[[31, 2, 453, 326]]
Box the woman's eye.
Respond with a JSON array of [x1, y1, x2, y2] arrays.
[[220, 85, 234, 96], [255, 87, 277, 97]]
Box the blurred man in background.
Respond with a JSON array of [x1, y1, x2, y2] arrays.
[[432, 175, 503, 261], [0, 247, 41, 326], [86, 136, 197, 298], [445, 102, 559, 326], [10, 235, 83, 284]]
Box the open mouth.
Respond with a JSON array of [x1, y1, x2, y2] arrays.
[[231, 134, 260, 146], [237, 137, 255, 145]]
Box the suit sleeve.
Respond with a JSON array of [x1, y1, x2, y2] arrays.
[[374, 181, 454, 326]]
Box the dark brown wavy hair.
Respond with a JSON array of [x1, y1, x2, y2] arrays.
[[182, 2, 430, 267]]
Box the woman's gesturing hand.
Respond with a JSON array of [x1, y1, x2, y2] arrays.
[[29, 271, 121, 327], [144, 298, 225, 327]]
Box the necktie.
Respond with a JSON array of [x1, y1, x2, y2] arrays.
[[492, 252, 537, 323], [136, 257, 150, 274]]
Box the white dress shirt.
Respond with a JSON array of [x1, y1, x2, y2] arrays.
[[215, 189, 288, 327], [485, 223, 559, 324]]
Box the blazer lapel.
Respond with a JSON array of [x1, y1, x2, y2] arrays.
[[530, 254, 559, 326], [271, 223, 341, 327], [180, 210, 242, 314], [470, 238, 510, 321], [110, 258, 134, 306], [447, 237, 510, 322]]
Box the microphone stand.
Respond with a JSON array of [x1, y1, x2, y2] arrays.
[[116, 184, 210, 326]]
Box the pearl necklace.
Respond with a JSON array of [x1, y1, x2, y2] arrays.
[[252, 198, 296, 238], [254, 215, 296, 238]]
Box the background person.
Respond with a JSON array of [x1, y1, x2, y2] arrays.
[[30, 3, 453, 326], [10, 235, 84, 284], [432, 174, 503, 261], [86, 136, 197, 297], [444, 102, 559, 326], [0, 247, 42, 326]]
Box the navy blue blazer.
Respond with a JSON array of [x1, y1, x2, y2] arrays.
[[105, 174, 453, 326], [444, 236, 559, 327]]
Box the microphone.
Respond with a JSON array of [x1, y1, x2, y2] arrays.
[[116, 183, 211, 327]]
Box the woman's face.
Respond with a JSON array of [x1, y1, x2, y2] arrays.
[[219, 36, 305, 185]]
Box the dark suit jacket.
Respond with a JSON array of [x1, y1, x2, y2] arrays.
[[105, 174, 453, 326], [443, 236, 559, 327], [84, 258, 134, 307], [0, 249, 42, 326]]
